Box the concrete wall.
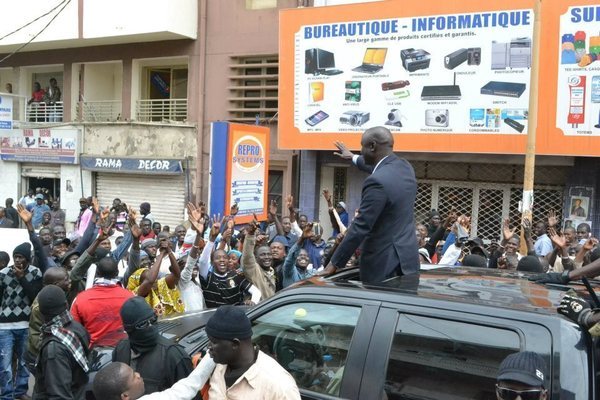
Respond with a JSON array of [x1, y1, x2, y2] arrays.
[[0, 160, 21, 204], [82, 124, 197, 160], [197, 0, 298, 200], [0, 0, 196, 52], [83, 62, 123, 101]]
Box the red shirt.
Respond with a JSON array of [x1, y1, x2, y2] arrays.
[[71, 284, 133, 347], [140, 231, 157, 243]]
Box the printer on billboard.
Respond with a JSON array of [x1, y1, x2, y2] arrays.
[[400, 48, 431, 72]]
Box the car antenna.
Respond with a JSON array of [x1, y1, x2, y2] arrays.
[[581, 277, 600, 308]]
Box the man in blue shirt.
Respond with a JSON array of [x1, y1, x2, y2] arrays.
[[533, 221, 553, 257], [31, 194, 50, 229]]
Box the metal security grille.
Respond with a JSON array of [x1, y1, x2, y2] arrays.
[[414, 183, 433, 227], [333, 167, 347, 207], [228, 55, 278, 123], [411, 160, 567, 244]]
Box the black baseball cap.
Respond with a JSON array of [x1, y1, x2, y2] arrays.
[[53, 238, 71, 247], [497, 351, 546, 388]]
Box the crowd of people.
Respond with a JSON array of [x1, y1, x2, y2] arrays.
[[1, 127, 599, 399], [1, 188, 351, 398]]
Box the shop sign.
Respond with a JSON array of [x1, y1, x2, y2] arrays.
[[0, 128, 79, 164], [0, 96, 13, 129], [80, 156, 183, 174], [209, 122, 270, 224]]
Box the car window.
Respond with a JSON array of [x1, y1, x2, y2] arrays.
[[251, 302, 361, 396], [384, 314, 521, 400]]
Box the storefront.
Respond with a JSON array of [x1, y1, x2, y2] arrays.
[[81, 156, 188, 228], [0, 127, 86, 225]]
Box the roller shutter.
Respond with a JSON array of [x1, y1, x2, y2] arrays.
[[96, 173, 185, 227], [21, 163, 60, 178]]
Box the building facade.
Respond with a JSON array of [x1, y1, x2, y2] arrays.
[[0, 0, 297, 227]]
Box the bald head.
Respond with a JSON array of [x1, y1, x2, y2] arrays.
[[43, 267, 68, 285], [361, 126, 394, 165], [364, 126, 394, 148]]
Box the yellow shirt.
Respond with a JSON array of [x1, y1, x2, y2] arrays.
[[208, 350, 300, 400], [127, 268, 185, 316]]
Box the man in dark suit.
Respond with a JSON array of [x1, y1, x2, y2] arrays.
[[323, 126, 419, 283]]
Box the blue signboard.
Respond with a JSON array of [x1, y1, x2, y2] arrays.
[[80, 156, 183, 174]]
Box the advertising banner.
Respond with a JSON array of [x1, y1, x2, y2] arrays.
[[209, 122, 270, 225], [0, 96, 13, 129], [535, 1, 600, 156], [280, 0, 536, 153], [0, 128, 79, 164], [80, 156, 183, 174], [225, 123, 270, 224]]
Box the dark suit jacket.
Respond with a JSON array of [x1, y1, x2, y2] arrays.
[[331, 154, 419, 283]]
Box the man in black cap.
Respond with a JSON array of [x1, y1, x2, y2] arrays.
[[0, 242, 42, 399], [25, 266, 72, 372], [112, 297, 193, 395], [496, 351, 547, 400], [33, 285, 90, 400], [205, 305, 300, 399]]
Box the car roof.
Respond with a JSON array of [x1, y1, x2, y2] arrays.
[[292, 267, 599, 316]]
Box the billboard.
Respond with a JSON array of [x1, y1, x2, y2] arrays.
[[536, 1, 600, 156], [0, 128, 80, 164], [280, 0, 536, 153], [209, 122, 270, 224]]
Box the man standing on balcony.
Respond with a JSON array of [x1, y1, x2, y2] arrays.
[[44, 78, 62, 123]]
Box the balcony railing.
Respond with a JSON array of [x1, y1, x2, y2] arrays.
[[136, 98, 187, 122], [76, 100, 122, 122], [26, 102, 64, 123]]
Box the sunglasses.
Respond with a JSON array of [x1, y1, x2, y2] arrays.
[[496, 384, 543, 400], [125, 315, 158, 332]]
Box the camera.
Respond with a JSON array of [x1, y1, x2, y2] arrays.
[[340, 111, 370, 127], [386, 109, 402, 127], [425, 109, 449, 127]]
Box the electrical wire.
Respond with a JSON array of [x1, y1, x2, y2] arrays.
[[0, 0, 72, 65], [0, 0, 68, 42]]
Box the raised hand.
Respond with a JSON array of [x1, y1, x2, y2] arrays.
[[209, 214, 222, 241], [98, 222, 114, 241], [222, 228, 233, 243], [322, 189, 332, 207], [268, 200, 278, 216], [187, 202, 204, 231], [547, 209, 558, 228], [247, 213, 260, 235], [92, 197, 100, 214], [583, 237, 598, 251], [100, 206, 110, 223], [301, 222, 314, 239], [16, 204, 32, 224], [127, 207, 138, 224], [230, 202, 239, 216], [502, 217, 516, 241], [227, 218, 235, 230], [285, 195, 294, 210], [522, 218, 532, 237], [333, 141, 354, 160], [548, 227, 567, 249]]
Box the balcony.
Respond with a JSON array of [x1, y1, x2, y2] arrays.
[[76, 100, 122, 122], [136, 99, 187, 122], [0, 0, 197, 53], [26, 102, 64, 123]]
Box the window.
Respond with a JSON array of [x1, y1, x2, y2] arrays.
[[384, 314, 520, 400], [229, 56, 278, 123], [333, 167, 347, 207], [251, 302, 361, 396], [245, 0, 277, 10], [268, 170, 283, 216]]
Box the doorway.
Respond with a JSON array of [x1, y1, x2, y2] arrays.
[[27, 177, 60, 204]]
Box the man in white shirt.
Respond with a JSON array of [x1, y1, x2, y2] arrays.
[[92, 355, 216, 400]]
